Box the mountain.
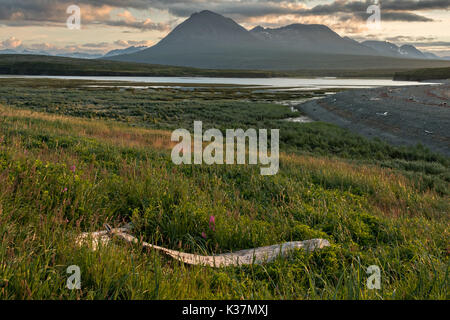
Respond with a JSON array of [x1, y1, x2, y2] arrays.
[[0, 48, 50, 56], [361, 40, 439, 60], [103, 46, 148, 58], [0, 49, 21, 55], [55, 52, 103, 59], [250, 24, 377, 55], [361, 40, 400, 57], [399, 44, 426, 59], [158, 10, 258, 48], [0, 48, 102, 59], [105, 10, 269, 68], [423, 52, 439, 59], [107, 10, 448, 70]]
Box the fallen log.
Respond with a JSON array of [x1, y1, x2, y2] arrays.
[[76, 224, 331, 268]]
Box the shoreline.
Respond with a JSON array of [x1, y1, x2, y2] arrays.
[[296, 83, 450, 157]]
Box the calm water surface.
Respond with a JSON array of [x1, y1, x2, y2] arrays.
[[0, 75, 437, 89]]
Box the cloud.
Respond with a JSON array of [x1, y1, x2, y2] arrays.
[[355, 10, 434, 22], [102, 18, 171, 31], [114, 39, 154, 47], [1, 36, 22, 48], [2, 1, 448, 22], [143, 0, 447, 22], [0, 0, 448, 35], [0, 36, 154, 55], [81, 42, 111, 48], [384, 35, 437, 42], [412, 41, 450, 47], [0, 0, 171, 31]]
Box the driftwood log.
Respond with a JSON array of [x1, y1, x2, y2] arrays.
[[76, 224, 331, 268]]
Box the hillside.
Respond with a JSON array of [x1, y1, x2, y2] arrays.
[[250, 24, 376, 55], [0, 78, 448, 299], [107, 10, 450, 70], [3, 54, 450, 78], [0, 54, 281, 77]]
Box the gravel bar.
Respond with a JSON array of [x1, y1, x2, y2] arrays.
[[296, 83, 450, 157]]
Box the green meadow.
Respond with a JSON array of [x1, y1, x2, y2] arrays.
[[0, 79, 448, 299]]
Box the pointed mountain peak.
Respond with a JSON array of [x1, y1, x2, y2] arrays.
[[192, 10, 222, 17], [250, 26, 265, 32], [155, 10, 258, 48], [189, 10, 228, 22], [180, 10, 243, 29], [282, 23, 333, 32]]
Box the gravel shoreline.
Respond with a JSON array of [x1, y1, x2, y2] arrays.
[[295, 83, 450, 157]]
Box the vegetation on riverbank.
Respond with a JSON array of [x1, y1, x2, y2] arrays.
[[394, 67, 450, 81], [0, 79, 448, 299], [2, 54, 450, 79]]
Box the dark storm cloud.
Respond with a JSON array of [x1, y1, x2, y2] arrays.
[[148, 0, 450, 20], [0, 0, 448, 26], [0, 0, 169, 30], [408, 41, 450, 47], [354, 10, 434, 22], [379, 11, 433, 22], [382, 0, 450, 11]]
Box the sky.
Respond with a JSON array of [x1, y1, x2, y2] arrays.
[[0, 0, 449, 57]]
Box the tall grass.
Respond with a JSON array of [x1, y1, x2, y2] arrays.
[[0, 104, 448, 299]]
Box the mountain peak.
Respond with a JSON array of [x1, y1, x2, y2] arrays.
[[399, 44, 426, 58], [192, 10, 222, 18], [250, 26, 265, 32], [156, 9, 258, 48], [283, 23, 332, 31]]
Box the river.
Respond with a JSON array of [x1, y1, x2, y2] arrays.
[[0, 75, 438, 90]]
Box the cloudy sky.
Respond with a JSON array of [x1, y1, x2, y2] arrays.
[[0, 0, 449, 57]]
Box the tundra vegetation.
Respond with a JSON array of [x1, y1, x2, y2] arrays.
[[393, 67, 450, 81], [0, 78, 448, 299], [2, 54, 449, 79]]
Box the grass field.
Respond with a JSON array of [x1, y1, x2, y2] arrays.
[[0, 79, 448, 299]]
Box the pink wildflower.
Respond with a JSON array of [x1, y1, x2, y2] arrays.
[[209, 215, 216, 232]]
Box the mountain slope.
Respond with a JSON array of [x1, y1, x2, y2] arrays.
[[361, 40, 437, 60], [106, 10, 271, 68], [157, 10, 259, 48], [250, 24, 377, 55], [399, 45, 427, 59], [107, 10, 447, 70], [362, 40, 401, 57], [104, 46, 148, 58]]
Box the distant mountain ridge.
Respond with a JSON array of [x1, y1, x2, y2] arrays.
[[106, 10, 445, 70], [0, 48, 104, 59], [250, 24, 377, 56], [361, 40, 438, 59], [103, 46, 148, 57], [0, 46, 149, 59]]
